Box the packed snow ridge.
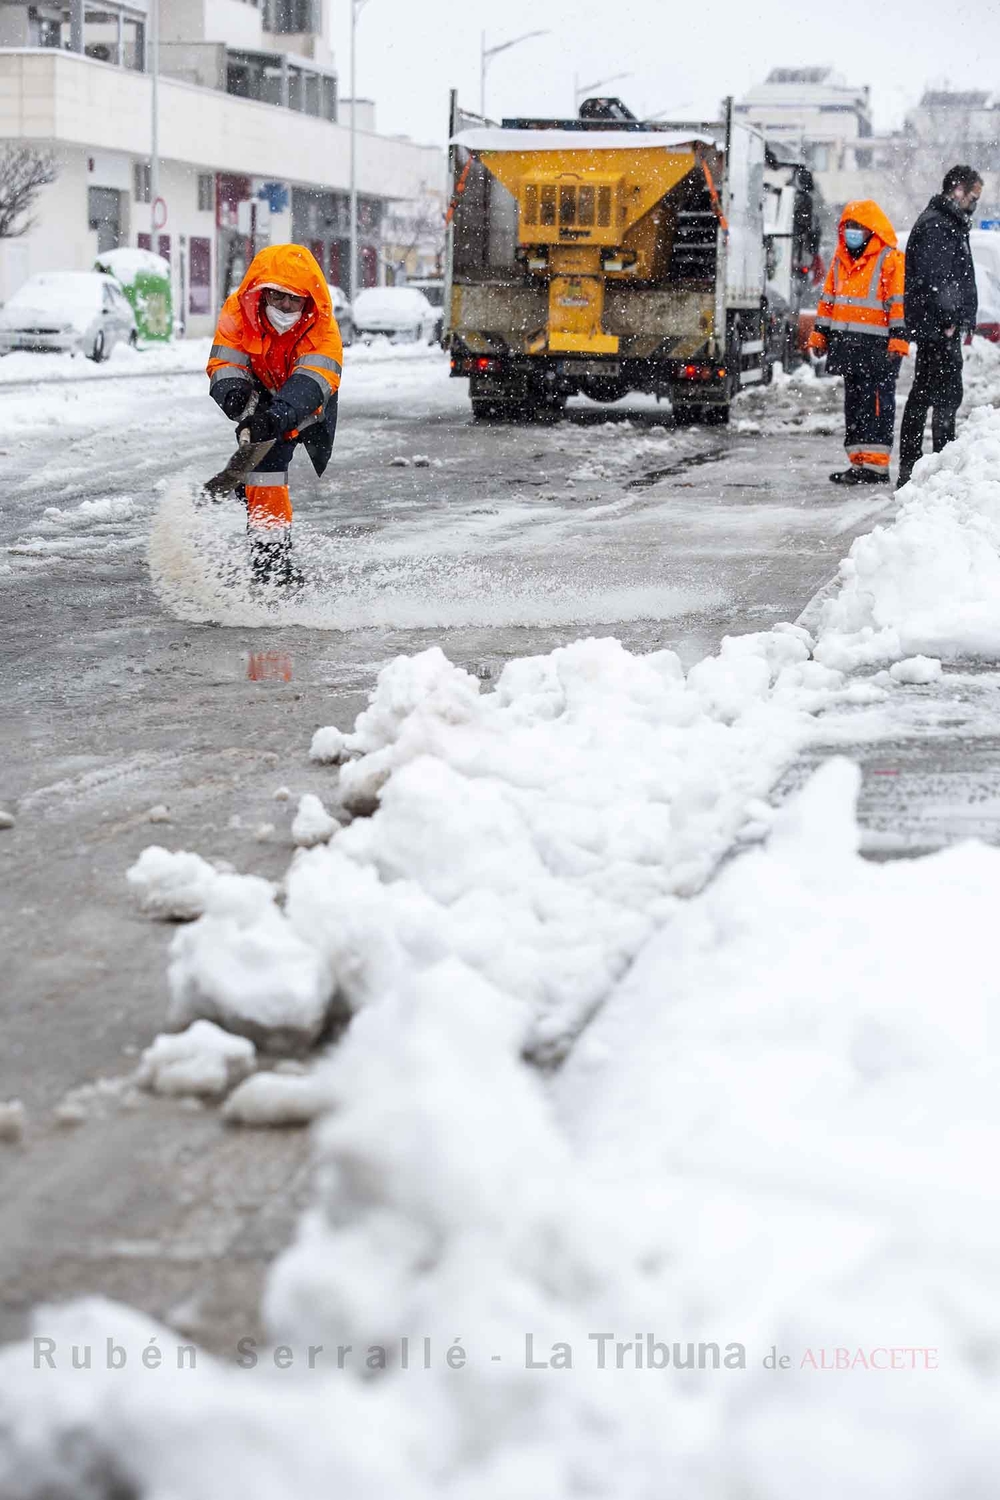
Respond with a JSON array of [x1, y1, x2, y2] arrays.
[[140, 631, 879, 1064]]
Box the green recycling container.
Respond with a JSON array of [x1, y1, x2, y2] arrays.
[[94, 248, 173, 344]]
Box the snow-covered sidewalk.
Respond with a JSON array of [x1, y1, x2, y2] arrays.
[[0, 334, 446, 386]]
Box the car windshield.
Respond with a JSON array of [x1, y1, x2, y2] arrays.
[[7, 274, 102, 318], [414, 283, 444, 307]]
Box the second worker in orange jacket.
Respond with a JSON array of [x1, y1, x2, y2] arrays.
[[808, 200, 909, 485]]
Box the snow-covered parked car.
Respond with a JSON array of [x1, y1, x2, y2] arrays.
[[0, 271, 137, 361], [352, 287, 439, 344], [327, 283, 356, 346], [406, 277, 446, 342]]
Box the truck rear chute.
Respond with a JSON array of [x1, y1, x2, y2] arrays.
[[472, 135, 702, 359], [446, 96, 769, 423]]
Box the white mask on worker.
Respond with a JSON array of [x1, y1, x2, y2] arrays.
[[265, 303, 301, 334]]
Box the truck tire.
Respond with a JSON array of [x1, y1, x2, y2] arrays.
[[703, 405, 730, 426], [471, 399, 498, 421], [672, 403, 699, 426]]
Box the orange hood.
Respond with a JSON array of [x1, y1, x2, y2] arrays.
[[236, 244, 332, 337], [838, 199, 898, 250]]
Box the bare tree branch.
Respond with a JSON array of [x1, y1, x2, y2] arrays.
[[383, 184, 446, 280], [0, 147, 58, 241]]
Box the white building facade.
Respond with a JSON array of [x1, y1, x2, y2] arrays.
[[0, 0, 445, 334], [734, 67, 873, 176]]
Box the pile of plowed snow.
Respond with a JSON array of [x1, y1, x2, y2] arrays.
[[814, 402, 1000, 669], [6, 755, 1000, 1499]]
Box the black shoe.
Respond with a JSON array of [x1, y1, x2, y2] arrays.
[[249, 531, 304, 589], [250, 532, 289, 586], [829, 468, 890, 486]]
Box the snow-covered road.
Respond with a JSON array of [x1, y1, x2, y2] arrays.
[[5, 340, 1000, 1497]]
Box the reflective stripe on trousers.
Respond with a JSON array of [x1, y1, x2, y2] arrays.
[[246, 465, 291, 530], [846, 447, 891, 470]]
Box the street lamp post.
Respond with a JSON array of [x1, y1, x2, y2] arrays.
[[572, 70, 632, 113], [149, 0, 160, 241], [479, 29, 549, 121], [349, 0, 370, 300]]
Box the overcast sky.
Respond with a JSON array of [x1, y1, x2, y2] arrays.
[[329, 0, 1000, 146]]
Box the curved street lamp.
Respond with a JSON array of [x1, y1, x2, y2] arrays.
[[349, 0, 371, 299], [480, 29, 550, 121]]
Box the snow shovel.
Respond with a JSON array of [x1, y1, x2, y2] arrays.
[[202, 435, 276, 500]]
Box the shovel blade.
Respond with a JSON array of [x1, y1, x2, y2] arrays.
[[203, 438, 276, 498]]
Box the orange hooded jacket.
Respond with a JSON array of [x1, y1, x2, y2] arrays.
[[207, 244, 343, 411], [808, 201, 908, 359]]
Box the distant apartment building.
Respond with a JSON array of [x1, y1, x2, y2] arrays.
[[735, 67, 873, 175], [737, 70, 1000, 232], [896, 91, 1000, 219], [0, 0, 445, 333]]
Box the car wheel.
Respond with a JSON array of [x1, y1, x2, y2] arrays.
[[341, 319, 355, 348], [89, 331, 107, 363], [128, 330, 138, 348]]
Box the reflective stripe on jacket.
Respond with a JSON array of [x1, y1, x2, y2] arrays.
[[812, 199, 909, 358], [206, 244, 343, 407]]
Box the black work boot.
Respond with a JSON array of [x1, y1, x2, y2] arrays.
[[829, 468, 889, 486], [250, 530, 288, 586], [895, 465, 915, 491], [249, 529, 303, 589]]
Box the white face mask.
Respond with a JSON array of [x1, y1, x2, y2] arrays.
[[265, 303, 302, 334]]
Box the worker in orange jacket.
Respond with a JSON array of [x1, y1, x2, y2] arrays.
[[808, 200, 909, 485], [207, 244, 343, 584]]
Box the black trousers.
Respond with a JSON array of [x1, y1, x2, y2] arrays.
[[836, 343, 898, 472], [899, 338, 963, 473]]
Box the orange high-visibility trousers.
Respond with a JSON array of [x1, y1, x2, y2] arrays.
[[245, 469, 292, 531]]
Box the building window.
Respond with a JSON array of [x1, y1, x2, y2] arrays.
[[227, 50, 285, 106], [197, 174, 215, 213], [134, 161, 151, 204], [89, 186, 124, 254], [189, 236, 212, 316], [265, 0, 317, 32]]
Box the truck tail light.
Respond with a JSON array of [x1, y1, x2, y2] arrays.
[[680, 364, 725, 382], [475, 357, 495, 372]]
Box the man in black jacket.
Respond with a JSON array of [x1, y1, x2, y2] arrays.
[[898, 165, 982, 488]]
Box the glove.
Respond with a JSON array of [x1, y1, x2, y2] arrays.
[[807, 331, 827, 356], [238, 399, 297, 445], [218, 382, 253, 420]]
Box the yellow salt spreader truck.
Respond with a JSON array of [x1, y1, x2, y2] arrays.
[[445, 94, 774, 424]]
